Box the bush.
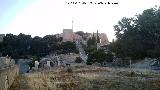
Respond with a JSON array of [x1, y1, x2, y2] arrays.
[[75, 57, 82, 63], [66, 68, 73, 73], [87, 49, 113, 65]]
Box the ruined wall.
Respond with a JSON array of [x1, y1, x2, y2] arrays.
[[0, 65, 19, 90]]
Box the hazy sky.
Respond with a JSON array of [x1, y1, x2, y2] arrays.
[[0, 0, 160, 41]]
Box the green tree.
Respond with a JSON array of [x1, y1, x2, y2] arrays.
[[87, 36, 96, 48], [75, 57, 82, 63], [75, 31, 84, 36], [30, 36, 48, 57], [1, 34, 18, 58], [111, 6, 160, 60], [16, 33, 32, 56], [60, 41, 76, 54], [87, 49, 113, 65]]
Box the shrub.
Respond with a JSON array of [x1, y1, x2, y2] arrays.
[[75, 57, 82, 63], [66, 68, 73, 73], [87, 49, 113, 65]]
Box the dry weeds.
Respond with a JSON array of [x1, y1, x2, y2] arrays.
[[9, 66, 160, 90]]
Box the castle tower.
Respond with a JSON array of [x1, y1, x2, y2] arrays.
[[63, 29, 73, 42], [62, 21, 74, 42]]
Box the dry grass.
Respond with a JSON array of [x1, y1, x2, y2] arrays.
[[9, 66, 160, 90]]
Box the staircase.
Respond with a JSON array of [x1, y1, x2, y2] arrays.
[[75, 40, 88, 62]]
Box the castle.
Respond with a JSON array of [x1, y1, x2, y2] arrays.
[[61, 29, 109, 47]]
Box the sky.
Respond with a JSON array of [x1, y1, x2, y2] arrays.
[[0, 0, 160, 41]]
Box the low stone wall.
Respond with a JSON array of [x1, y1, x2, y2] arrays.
[[0, 65, 19, 90]]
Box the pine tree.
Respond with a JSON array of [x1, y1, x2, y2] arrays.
[[97, 30, 100, 43]]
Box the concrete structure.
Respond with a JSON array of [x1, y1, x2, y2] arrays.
[[0, 34, 5, 42], [34, 61, 39, 70], [47, 61, 51, 67], [63, 29, 73, 42], [39, 54, 66, 68]]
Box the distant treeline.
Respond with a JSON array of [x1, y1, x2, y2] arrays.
[[0, 33, 78, 59]]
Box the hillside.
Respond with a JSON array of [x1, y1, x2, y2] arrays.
[[9, 65, 160, 90]]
